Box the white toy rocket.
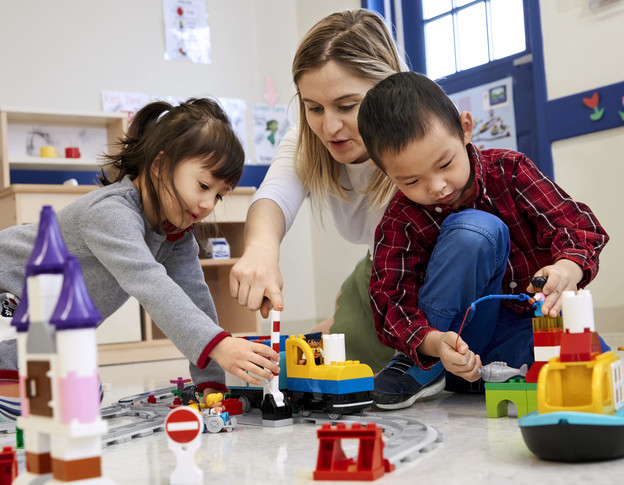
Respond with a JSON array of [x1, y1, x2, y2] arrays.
[[12, 205, 114, 484]]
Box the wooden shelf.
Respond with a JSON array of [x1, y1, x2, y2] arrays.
[[200, 257, 240, 267], [8, 157, 102, 171], [0, 107, 127, 188]]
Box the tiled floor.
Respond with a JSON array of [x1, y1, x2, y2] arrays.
[[3, 334, 623, 484]]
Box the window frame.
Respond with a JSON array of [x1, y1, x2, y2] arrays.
[[361, 0, 553, 178]]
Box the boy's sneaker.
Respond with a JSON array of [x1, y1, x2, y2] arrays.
[[373, 353, 445, 410]]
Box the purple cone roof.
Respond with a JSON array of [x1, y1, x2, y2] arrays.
[[51, 255, 101, 330], [26, 206, 68, 276]]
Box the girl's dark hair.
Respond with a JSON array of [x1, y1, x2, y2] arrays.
[[99, 97, 245, 228]]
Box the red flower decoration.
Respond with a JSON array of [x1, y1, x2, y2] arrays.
[[582, 92, 599, 109]]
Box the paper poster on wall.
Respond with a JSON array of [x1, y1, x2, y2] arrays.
[[163, 0, 210, 64], [102, 90, 150, 122], [218, 97, 248, 155], [448, 77, 517, 151], [252, 104, 293, 165]]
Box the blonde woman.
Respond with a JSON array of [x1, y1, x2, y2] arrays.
[[230, 9, 439, 406]]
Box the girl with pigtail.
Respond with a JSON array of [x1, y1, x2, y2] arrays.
[[0, 98, 279, 417]]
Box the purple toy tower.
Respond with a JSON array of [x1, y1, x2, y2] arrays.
[[12, 206, 115, 484]]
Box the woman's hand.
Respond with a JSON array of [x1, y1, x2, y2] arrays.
[[230, 246, 283, 318], [229, 199, 286, 318]]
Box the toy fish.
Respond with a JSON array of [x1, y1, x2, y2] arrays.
[[478, 361, 528, 383]]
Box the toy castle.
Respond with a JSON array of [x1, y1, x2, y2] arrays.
[[12, 206, 114, 484]]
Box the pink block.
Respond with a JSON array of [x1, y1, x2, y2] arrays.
[[19, 376, 29, 418], [59, 372, 100, 424]]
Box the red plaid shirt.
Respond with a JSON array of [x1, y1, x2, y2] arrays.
[[370, 144, 609, 367]]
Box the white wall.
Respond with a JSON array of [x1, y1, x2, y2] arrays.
[[540, 1, 624, 333], [0, 0, 298, 160], [0, 0, 361, 330], [277, 0, 365, 330], [540, 0, 624, 99]]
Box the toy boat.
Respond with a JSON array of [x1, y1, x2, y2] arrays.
[[519, 407, 624, 462], [518, 290, 624, 462]]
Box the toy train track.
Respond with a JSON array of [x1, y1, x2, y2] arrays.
[[237, 410, 441, 466], [300, 412, 442, 466]]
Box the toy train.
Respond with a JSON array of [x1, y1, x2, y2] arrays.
[[518, 290, 624, 462], [227, 333, 374, 419]]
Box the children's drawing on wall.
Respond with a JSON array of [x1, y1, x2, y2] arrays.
[[219, 97, 248, 156], [102, 90, 150, 122], [163, 0, 210, 64], [252, 104, 292, 165], [449, 77, 517, 151]]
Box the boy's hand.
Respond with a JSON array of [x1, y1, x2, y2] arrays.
[[527, 259, 583, 317], [209, 336, 280, 386], [421, 331, 482, 382]]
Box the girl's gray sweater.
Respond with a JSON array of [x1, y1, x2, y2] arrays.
[[0, 176, 226, 387]]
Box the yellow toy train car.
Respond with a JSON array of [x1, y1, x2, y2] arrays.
[[285, 335, 374, 419], [226, 333, 374, 419]]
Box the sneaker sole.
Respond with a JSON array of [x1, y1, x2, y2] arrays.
[[374, 376, 446, 411]]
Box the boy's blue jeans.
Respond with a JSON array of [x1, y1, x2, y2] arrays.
[[417, 209, 609, 391]]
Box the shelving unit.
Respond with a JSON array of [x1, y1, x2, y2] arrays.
[[0, 107, 128, 188], [0, 107, 261, 365]]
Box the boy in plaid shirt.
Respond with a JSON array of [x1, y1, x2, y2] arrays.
[[358, 72, 610, 410]]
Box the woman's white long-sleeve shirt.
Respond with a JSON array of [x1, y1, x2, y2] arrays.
[[252, 126, 387, 252]]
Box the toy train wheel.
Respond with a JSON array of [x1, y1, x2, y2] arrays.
[[204, 415, 224, 433], [298, 408, 311, 417], [238, 395, 251, 414], [327, 411, 342, 420]]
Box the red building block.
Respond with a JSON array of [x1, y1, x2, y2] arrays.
[[314, 422, 394, 481], [222, 398, 243, 416], [0, 446, 18, 485], [560, 329, 601, 362]]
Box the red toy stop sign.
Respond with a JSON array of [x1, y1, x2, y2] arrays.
[[165, 407, 202, 444]]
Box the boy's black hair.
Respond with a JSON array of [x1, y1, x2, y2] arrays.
[[358, 72, 464, 171]]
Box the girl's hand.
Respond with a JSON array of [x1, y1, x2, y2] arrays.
[[210, 336, 280, 386], [230, 246, 284, 318], [527, 259, 583, 317], [421, 331, 481, 382]]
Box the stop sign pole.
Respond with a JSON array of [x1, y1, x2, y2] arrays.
[[165, 406, 204, 485]]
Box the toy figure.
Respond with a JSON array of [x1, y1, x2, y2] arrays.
[[299, 332, 324, 365], [180, 385, 204, 413], [204, 392, 224, 415]]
